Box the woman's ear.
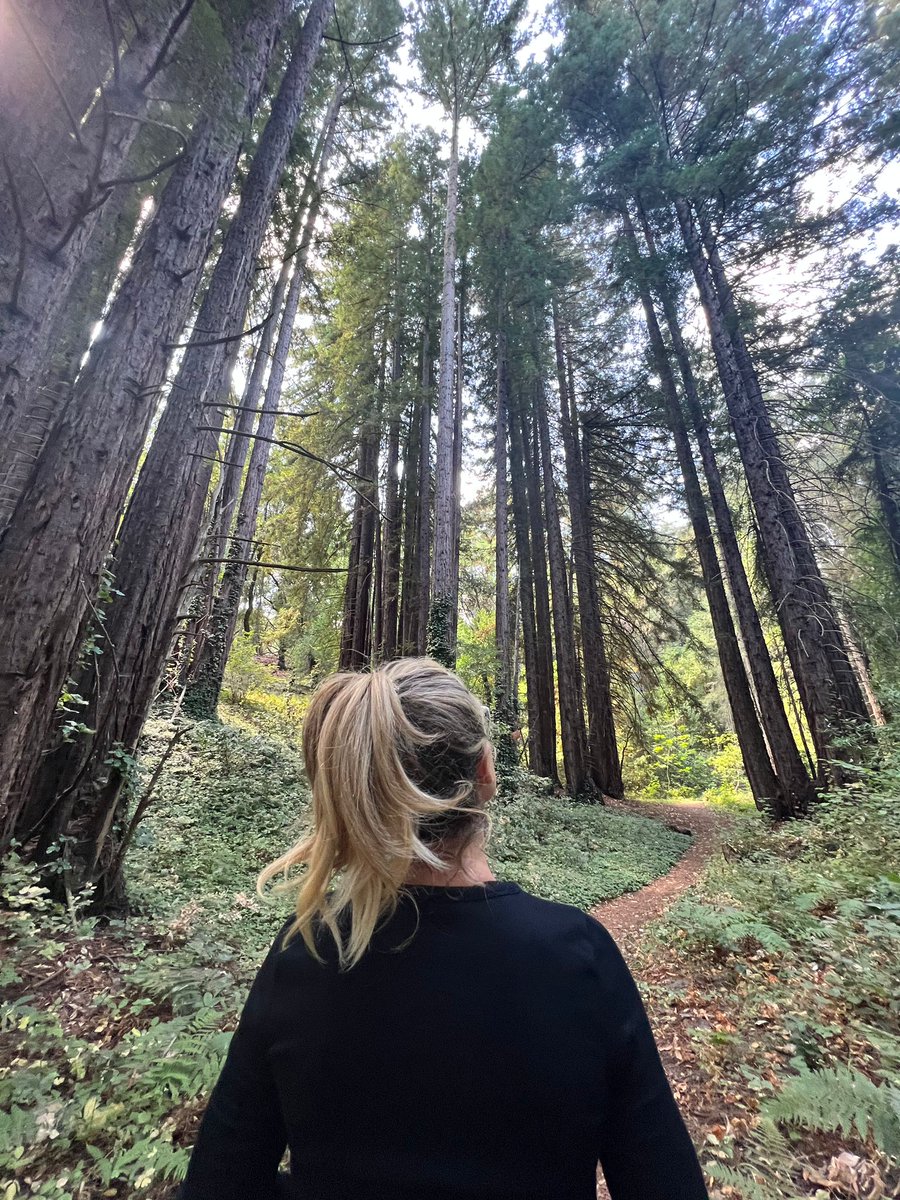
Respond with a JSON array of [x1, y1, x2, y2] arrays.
[[475, 747, 497, 804]]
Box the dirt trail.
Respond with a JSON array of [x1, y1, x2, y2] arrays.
[[590, 800, 730, 1199], [590, 799, 727, 956]]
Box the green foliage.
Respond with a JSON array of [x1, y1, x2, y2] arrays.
[[765, 1064, 900, 1159], [426, 594, 455, 668], [656, 735, 900, 1193], [127, 716, 306, 963], [221, 633, 277, 706], [490, 777, 690, 909], [626, 725, 753, 808], [1, 707, 694, 1198], [0, 857, 245, 1199]]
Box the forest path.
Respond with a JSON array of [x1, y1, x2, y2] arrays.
[[590, 798, 728, 957], [590, 799, 731, 1200]]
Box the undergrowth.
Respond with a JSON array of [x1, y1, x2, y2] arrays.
[[649, 735, 900, 1198], [0, 710, 689, 1199], [491, 774, 690, 908]]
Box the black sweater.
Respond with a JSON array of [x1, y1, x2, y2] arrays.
[[181, 882, 708, 1200]]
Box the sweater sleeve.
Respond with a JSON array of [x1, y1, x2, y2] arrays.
[[585, 918, 709, 1200], [180, 930, 288, 1200]]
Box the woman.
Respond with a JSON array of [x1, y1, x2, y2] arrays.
[[181, 658, 708, 1200]]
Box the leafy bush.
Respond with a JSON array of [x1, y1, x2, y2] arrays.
[[222, 633, 275, 705], [625, 726, 753, 807], [0, 857, 246, 1198]]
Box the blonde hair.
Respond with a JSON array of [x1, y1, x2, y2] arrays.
[[258, 657, 493, 969]]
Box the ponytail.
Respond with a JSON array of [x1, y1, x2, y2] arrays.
[[258, 658, 492, 968]]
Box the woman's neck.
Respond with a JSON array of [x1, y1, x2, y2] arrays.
[[404, 842, 496, 888]]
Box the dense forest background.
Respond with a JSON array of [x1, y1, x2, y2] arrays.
[[1, 0, 899, 1196]]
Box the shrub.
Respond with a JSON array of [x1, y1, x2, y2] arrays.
[[222, 634, 275, 706]]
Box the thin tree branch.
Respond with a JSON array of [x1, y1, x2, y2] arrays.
[[166, 313, 272, 351], [206, 400, 320, 419], [101, 0, 121, 88], [323, 29, 402, 46], [197, 557, 347, 572], [27, 155, 59, 226], [139, 0, 198, 90]]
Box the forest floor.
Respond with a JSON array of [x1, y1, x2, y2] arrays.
[[592, 798, 727, 953], [592, 771, 900, 1200], [592, 799, 731, 1200], [2, 716, 898, 1200]]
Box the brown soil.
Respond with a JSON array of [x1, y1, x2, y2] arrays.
[[591, 799, 728, 956], [589, 800, 731, 1199]]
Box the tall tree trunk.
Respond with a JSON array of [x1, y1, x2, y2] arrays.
[[416, 324, 432, 655], [513, 397, 559, 784], [0, 0, 197, 498], [623, 208, 785, 813], [192, 244, 318, 713], [400, 401, 422, 655], [0, 1, 113, 176], [0, 181, 143, 529], [494, 308, 515, 732], [634, 206, 815, 812], [551, 298, 622, 797], [380, 335, 403, 660], [0, 0, 293, 851], [16, 0, 330, 895], [183, 80, 343, 681], [533, 370, 593, 797], [674, 198, 869, 773], [184, 116, 341, 714], [428, 109, 459, 664], [350, 430, 380, 669], [836, 608, 886, 727], [507, 394, 548, 778], [340, 452, 366, 668], [449, 269, 466, 652]]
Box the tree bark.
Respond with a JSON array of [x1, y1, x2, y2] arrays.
[[0, 180, 143, 529], [14, 0, 329, 894], [449, 270, 466, 653], [494, 308, 515, 731], [623, 208, 785, 813], [380, 333, 403, 660], [534, 370, 593, 797], [400, 400, 423, 655], [551, 298, 622, 798], [512, 396, 559, 784], [416, 323, 433, 655], [0, 0, 293, 851], [184, 107, 342, 714], [428, 108, 459, 664], [507, 393, 547, 777], [0, 0, 197, 499], [674, 197, 869, 774], [182, 80, 343, 683], [635, 206, 815, 812]]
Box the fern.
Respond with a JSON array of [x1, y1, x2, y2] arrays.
[[706, 1120, 805, 1200], [706, 1159, 797, 1200], [0, 1102, 36, 1158], [765, 1064, 900, 1159]]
